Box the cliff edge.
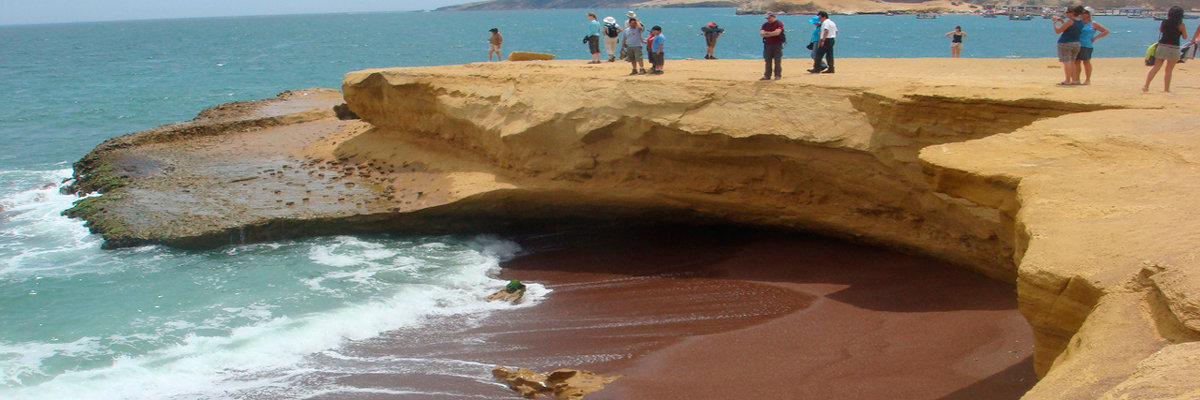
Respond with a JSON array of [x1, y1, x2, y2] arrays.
[[68, 57, 1200, 399]]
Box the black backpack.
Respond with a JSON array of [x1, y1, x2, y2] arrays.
[[605, 24, 619, 38]]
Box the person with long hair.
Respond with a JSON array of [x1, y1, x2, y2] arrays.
[[1051, 6, 1085, 85], [1144, 6, 1187, 92]]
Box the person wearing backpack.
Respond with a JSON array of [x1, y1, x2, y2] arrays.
[[603, 16, 622, 62], [701, 22, 724, 59]]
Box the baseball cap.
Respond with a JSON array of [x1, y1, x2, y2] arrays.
[[809, 16, 820, 23], [766, 12, 776, 19], [489, 28, 498, 32]]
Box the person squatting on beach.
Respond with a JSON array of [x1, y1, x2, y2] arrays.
[[945, 26, 966, 58], [648, 26, 665, 74], [1075, 7, 1109, 85], [1052, 6, 1085, 85], [1144, 6, 1188, 92], [701, 22, 724, 59], [585, 12, 603, 64], [811, 11, 837, 74], [809, 16, 826, 70], [487, 28, 503, 61], [602, 16, 622, 62], [622, 17, 647, 75], [760, 12, 784, 80]]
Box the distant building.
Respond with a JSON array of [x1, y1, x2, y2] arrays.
[[1113, 8, 1151, 16]]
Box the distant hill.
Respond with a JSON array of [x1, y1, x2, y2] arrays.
[[439, 0, 640, 11], [438, 0, 1192, 12]]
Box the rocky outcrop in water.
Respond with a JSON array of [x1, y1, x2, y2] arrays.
[[66, 58, 1200, 399]]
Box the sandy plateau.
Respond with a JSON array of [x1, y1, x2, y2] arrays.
[[67, 57, 1200, 399]]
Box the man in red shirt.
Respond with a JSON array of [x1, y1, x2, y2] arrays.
[[760, 12, 784, 80]]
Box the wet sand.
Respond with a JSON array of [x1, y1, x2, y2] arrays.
[[325, 226, 1034, 399]]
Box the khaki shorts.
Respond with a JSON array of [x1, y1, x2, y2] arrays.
[[949, 42, 962, 49], [625, 45, 643, 62], [489, 44, 500, 52], [1155, 43, 1180, 60], [1057, 42, 1080, 63]]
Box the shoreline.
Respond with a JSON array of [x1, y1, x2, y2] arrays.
[[64, 57, 1200, 399]]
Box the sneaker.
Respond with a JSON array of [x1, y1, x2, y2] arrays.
[[759, 76, 771, 80], [709, 56, 718, 60], [630, 70, 639, 75], [774, 75, 781, 80], [807, 67, 825, 73], [609, 57, 616, 62], [639, 68, 647, 74], [652, 69, 664, 75], [821, 68, 835, 74]]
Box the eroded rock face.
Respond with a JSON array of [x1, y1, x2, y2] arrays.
[[67, 59, 1200, 399]]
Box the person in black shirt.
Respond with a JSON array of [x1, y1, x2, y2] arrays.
[[1144, 6, 1187, 92]]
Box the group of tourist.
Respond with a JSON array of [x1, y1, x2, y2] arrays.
[[488, 7, 1200, 90], [1051, 6, 1110, 86], [582, 11, 666, 74], [760, 11, 838, 80]]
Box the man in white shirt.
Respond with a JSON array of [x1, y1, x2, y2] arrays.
[[810, 11, 838, 74]]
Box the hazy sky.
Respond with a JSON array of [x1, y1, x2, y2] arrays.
[[0, 0, 476, 26]]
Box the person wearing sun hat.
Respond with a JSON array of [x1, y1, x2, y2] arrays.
[[602, 16, 622, 62], [701, 21, 724, 59], [759, 12, 784, 80]]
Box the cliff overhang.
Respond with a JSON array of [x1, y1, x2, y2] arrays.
[[67, 58, 1200, 399]]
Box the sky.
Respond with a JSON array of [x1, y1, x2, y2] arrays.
[[0, 0, 476, 26]]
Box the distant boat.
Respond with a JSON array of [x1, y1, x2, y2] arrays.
[[982, 13, 998, 18], [1009, 14, 1032, 20], [916, 13, 937, 19]]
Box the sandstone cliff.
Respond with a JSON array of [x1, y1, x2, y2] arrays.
[[67, 57, 1200, 398]]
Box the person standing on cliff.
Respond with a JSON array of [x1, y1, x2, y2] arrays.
[[649, 26, 665, 74], [1052, 6, 1084, 85], [702, 22, 724, 59], [488, 28, 503, 62], [622, 18, 646, 75], [603, 16, 622, 62], [1144, 6, 1187, 92], [760, 12, 784, 80], [945, 26, 966, 58], [585, 13, 603, 64], [810, 11, 837, 74], [809, 16, 826, 71], [1074, 8, 1109, 85]]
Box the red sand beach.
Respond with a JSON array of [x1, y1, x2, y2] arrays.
[[325, 226, 1034, 399]]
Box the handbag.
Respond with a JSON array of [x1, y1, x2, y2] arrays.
[[806, 42, 814, 50], [620, 46, 628, 60]]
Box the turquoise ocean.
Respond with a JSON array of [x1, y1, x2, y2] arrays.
[[0, 8, 1169, 399]]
